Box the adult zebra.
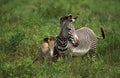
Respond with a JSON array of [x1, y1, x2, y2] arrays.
[[53, 14, 80, 60], [54, 14, 105, 62]]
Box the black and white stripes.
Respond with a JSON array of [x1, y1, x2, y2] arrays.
[[71, 27, 105, 62], [56, 36, 68, 52], [53, 14, 105, 62], [54, 14, 79, 57]]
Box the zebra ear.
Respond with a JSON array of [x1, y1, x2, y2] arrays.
[[60, 16, 65, 20], [60, 16, 67, 23], [67, 14, 72, 20], [72, 16, 78, 22], [66, 14, 72, 22], [74, 16, 78, 20], [60, 14, 72, 20], [60, 14, 73, 24]]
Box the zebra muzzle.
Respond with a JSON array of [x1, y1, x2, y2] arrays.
[[73, 37, 80, 47]]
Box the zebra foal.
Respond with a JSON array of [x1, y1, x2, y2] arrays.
[[33, 37, 55, 64]]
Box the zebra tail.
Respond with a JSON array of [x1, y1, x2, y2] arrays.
[[97, 27, 105, 39]]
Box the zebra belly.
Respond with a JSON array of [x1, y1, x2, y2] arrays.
[[72, 48, 89, 56]]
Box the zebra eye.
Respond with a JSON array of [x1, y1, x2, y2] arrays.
[[70, 19, 72, 22]]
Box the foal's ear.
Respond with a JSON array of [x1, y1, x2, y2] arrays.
[[43, 37, 49, 42], [50, 36, 56, 41]]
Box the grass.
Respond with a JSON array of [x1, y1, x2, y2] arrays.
[[0, 0, 120, 78]]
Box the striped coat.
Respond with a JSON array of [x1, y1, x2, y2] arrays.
[[69, 27, 105, 62]]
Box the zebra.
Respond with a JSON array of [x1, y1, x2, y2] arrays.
[[70, 26, 105, 62], [53, 14, 80, 60], [54, 14, 105, 62], [33, 37, 55, 64]]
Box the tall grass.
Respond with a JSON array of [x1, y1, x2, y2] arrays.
[[0, 0, 120, 78]]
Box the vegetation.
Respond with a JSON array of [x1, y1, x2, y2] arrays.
[[0, 0, 120, 78]]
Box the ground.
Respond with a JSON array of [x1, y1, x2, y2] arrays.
[[0, 0, 120, 78]]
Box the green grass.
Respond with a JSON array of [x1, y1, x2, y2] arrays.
[[0, 0, 120, 78]]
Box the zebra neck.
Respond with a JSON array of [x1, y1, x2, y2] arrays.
[[56, 36, 69, 52], [56, 36, 68, 45]]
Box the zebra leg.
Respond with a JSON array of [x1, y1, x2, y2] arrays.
[[67, 50, 73, 62], [89, 49, 96, 63], [82, 53, 88, 60], [33, 54, 44, 64], [39, 54, 44, 64], [52, 47, 59, 62], [89, 41, 96, 63]]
